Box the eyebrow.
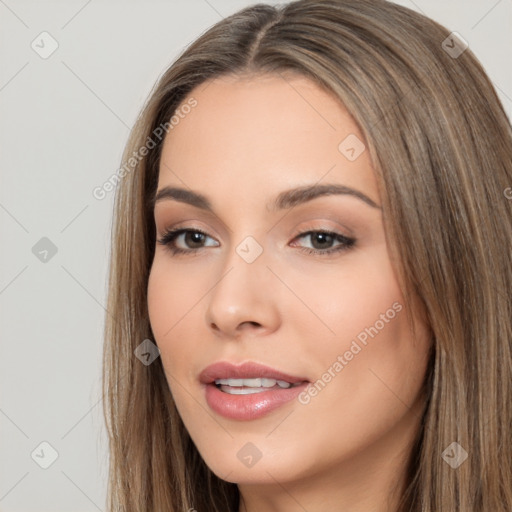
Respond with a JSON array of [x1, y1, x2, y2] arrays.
[[151, 183, 381, 212]]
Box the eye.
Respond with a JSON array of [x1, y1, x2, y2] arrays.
[[291, 230, 356, 256], [157, 227, 218, 256], [156, 228, 356, 257]]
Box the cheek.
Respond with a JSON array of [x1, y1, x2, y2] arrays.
[[289, 245, 406, 354], [147, 262, 188, 371], [147, 258, 212, 393], [147, 258, 201, 340], [295, 246, 429, 411]]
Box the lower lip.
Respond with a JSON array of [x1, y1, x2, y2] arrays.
[[204, 382, 309, 420]]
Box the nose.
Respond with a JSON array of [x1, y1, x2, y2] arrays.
[[204, 239, 281, 340]]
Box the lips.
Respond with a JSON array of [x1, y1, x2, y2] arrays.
[[199, 361, 308, 385], [199, 361, 310, 420]]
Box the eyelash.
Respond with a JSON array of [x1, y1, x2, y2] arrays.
[[156, 227, 356, 257]]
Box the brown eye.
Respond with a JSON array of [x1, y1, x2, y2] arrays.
[[292, 230, 356, 256], [157, 228, 218, 255]]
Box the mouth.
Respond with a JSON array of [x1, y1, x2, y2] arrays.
[[199, 361, 310, 420]]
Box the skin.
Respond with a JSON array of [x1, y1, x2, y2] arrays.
[[147, 72, 432, 512]]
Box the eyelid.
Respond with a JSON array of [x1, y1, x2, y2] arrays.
[[290, 218, 354, 238], [158, 221, 219, 239]]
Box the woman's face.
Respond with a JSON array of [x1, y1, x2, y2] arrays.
[[147, 72, 431, 494]]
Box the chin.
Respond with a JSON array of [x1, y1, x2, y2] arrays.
[[195, 439, 312, 486]]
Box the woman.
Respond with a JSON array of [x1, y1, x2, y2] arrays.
[[102, 0, 512, 510]]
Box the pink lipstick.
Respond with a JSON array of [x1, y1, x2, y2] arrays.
[[199, 361, 309, 421]]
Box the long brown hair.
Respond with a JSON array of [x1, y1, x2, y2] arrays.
[[102, 0, 512, 510]]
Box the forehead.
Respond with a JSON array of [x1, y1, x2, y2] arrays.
[[158, 72, 377, 205]]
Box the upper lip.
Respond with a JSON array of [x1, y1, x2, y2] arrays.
[[199, 361, 309, 384]]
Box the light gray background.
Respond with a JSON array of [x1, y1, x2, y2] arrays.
[[1, 0, 510, 510]]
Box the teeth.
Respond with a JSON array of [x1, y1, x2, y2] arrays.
[[213, 377, 297, 391], [215, 378, 283, 387], [221, 387, 268, 395]]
